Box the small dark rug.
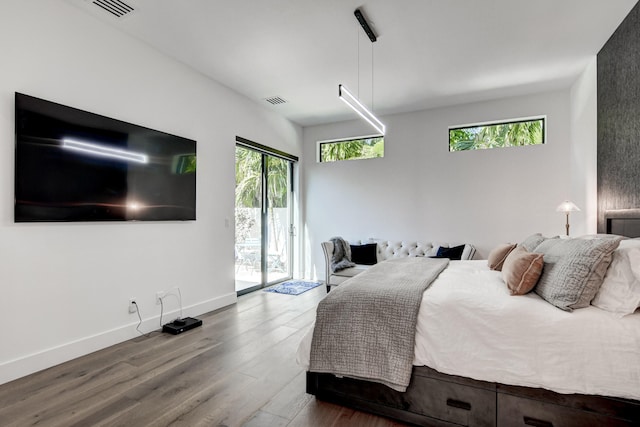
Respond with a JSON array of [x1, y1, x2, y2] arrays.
[[264, 280, 322, 295]]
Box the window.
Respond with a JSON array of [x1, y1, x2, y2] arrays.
[[318, 135, 384, 162], [449, 117, 545, 152]]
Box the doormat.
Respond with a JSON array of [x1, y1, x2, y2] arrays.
[[264, 280, 322, 295]]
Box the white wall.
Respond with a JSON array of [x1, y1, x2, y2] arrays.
[[569, 58, 598, 236], [302, 88, 593, 281], [0, 0, 301, 384]]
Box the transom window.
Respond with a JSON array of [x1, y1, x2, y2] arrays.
[[449, 117, 545, 152], [318, 135, 384, 163]]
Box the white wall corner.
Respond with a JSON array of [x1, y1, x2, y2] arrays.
[[569, 57, 598, 235], [0, 293, 236, 386]]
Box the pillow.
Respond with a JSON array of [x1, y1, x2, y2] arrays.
[[487, 243, 517, 271], [501, 246, 544, 295], [350, 243, 378, 265], [577, 233, 628, 240], [533, 237, 622, 311], [519, 233, 552, 252], [461, 244, 476, 260], [431, 244, 465, 260], [591, 239, 640, 316]]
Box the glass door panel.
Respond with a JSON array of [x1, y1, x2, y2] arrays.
[[267, 156, 291, 283], [235, 146, 263, 293]]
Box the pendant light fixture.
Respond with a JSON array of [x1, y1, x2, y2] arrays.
[[339, 8, 386, 135]]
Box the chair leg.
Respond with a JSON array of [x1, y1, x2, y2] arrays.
[[326, 285, 331, 293]]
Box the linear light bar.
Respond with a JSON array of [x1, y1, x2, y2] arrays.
[[338, 84, 386, 135], [62, 138, 149, 164]]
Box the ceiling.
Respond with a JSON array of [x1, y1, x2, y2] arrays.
[[68, 0, 638, 128]]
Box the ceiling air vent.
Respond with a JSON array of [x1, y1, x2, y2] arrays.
[[264, 96, 287, 106], [91, 0, 134, 18]]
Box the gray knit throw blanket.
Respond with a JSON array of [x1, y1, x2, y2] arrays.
[[330, 236, 356, 272]]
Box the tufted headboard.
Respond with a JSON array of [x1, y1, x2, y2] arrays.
[[345, 239, 476, 261], [376, 241, 439, 259], [321, 239, 476, 289]]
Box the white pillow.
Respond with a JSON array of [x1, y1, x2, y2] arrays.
[[591, 239, 640, 317]]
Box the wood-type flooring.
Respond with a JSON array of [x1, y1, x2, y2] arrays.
[[0, 285, 408, 426]]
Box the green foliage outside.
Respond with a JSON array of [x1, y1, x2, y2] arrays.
[[235, 146, 288, 209], [320, 137, 384, 162], [449, 119, 544, 151], [235, 146, 290, 255]]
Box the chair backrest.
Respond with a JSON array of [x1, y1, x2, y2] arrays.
[[320, 241, 334, 284]]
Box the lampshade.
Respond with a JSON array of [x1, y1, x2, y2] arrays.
[[556, 200, 580, 213]]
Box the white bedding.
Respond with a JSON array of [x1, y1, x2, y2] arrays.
[[297, 260, 640, 400]]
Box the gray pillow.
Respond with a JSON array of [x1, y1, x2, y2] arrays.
[[520, 233, 548, 252], [533, 237, 622, 311]]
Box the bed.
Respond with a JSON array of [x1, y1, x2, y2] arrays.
[[298, 216, 640, 426]]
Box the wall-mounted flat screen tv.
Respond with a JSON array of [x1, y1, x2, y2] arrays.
[[15, 93, 196, 222]]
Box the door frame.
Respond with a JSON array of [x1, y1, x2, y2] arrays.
[[235, 136, 298, 295]]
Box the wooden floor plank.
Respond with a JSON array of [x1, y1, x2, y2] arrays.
[[242, 410, 290, 427], [261, 371, 314, 421], [103, 371, 258, 427], [286, 399, 347, 427], [0, 286, 410, 427]]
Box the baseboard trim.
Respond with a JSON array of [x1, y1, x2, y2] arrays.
[[0, 292, 237, 385]]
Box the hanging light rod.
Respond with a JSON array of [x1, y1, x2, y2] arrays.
[[354, 9, 377, 42], [338, 8, 385, 134], [338, 84, 386, 135]]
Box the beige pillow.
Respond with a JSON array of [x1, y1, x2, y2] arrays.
[[487, 243, 517, 271], [502, 246, 544, 295]]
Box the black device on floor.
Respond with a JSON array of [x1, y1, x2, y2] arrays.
[[162, 317, 202, 335]]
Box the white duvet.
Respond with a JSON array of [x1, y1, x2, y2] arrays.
[[297, 260, 640, 400]]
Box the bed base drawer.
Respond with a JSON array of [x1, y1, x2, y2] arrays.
[[497, 393, 635, 427], [406, 376, 495, 427], [308, 370, 495, 427], [307, 369, 640, 427]]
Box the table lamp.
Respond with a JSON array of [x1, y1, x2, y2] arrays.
[[556, 200, 580, 236]]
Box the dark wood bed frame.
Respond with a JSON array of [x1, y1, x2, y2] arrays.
[[307, 367, 640, 426], [307, 213, 640, 426]]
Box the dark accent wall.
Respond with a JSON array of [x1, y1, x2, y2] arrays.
[[597, 2, 640, 232]]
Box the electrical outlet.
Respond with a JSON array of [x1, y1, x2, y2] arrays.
[[156, 291, 165, 305], [129, 299, 137, 314]]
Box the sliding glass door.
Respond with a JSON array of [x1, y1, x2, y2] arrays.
[[235, 146, 263, 293], [235, 139, 295, 294], [265, 155, 292, 284]]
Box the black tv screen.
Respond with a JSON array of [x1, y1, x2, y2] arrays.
[[15, 93, 196, 222]]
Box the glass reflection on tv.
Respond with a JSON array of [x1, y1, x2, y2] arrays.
[[15, 93, 196, 222]]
